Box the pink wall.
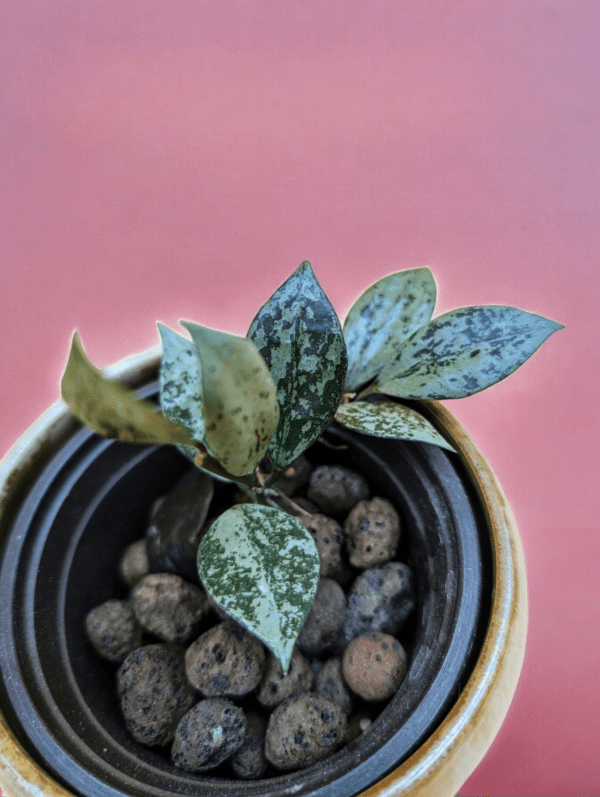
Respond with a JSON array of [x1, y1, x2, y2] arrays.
[[2, 2, 598, 795]]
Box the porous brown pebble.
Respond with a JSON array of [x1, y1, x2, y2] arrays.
[[132, 573, 210, 644], [344, 497, 401, 569], [306, 465, 370, 515], [185, 620, 266, 697], [171, 697, 246, 772], [342, 631, 407, 701], [84, 599, 143, 662], [297, 578, 347, 657], [314, 657, 353, 715], [230, 711, 268, 779], [118, 540, 150, 587], [116, 644, 198, 747], [299, 514, 344, 577], [338, 561, 416, 648], [256, 647, 313, 709], [264, 691, 347, 770]]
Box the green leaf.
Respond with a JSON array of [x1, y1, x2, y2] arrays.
[[374, 306, 564, 399], [181, 322, 280, 477], [343, 268, 436, 391], [335, 399, 455, 452], [247, 262, 348, 469], [198, 504, 320, 673], [61, 332, 198, 448], [158, 323, 205, 465]]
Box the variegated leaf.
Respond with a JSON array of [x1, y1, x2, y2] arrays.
[[181, 322, 280, 477], [198, 504, 320, 673], [375, 306, 564, 399], [247, 262, 348, 469], [335, 399, 455, 451], [158, 323, 205, 465], [61, 332, 198, 448], [343, 268, 436, 391]]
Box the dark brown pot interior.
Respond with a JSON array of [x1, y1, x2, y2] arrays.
[[0, 383, 491, 797]]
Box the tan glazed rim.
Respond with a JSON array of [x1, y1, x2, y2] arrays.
[[0, 349, 527, 797]]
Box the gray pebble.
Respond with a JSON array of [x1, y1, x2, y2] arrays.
[[344, 497, 401, 569], [299, 514, 344, 578], [256, 647, 313, 709], [265, 692, 347, 770], [171, 698, 246, 772], [85, 599, 143, 662], [314, 658, 353, 715], [117, 644, 198, 747], [132, 573, 210, 644], [230, 711, 268, 779], [185, 620, 266, 697], [118, 540, 150, 588], [297, 578, 347, 657], [338, 562, 416, 648], [306, 466, 370, 515]]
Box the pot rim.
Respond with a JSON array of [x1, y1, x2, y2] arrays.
[[0, 347, 527, 797]]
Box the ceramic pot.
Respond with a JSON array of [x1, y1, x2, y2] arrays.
[[0, 349, 526, 797]]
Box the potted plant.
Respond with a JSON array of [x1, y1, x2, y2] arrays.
[[0, 263, 561, 797]]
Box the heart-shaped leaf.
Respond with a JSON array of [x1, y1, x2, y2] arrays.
[[198, 504, 320, 673], [181, 322, 280, 477], [343, 268, 436, 391], [335, 399, 455, 451], [247, 262, 348, 469], [374, 306, 564, 399], [61, 332, 199, 448]]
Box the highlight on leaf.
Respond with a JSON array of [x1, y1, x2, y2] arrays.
[[181, 322, 280, 477], [373, 306, 564, 400], [335, 399, 456, 452], [61, 332, 202, 451], [197, 504, 320, 673], [343, 267, 437, 392]]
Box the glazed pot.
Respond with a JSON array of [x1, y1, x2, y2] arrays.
[[0, 349, 527, 797]]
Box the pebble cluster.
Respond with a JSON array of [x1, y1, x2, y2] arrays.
[[84, 455, 416, 777]]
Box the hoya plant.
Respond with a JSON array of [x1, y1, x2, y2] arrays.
[[61, 263, 562, 672]]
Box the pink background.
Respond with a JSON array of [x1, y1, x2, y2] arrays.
[[1, 3, 598, 795]]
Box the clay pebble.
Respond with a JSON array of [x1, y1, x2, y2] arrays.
[[85, 599, 143, 663], [256, 647, 313, 709], [299, 514, 344, 577], [342, 631, 407, 701], [265, 692, 347, 770], [297, 578, 347, 657], [171, 697, 246, 772], [132, 573, 210, 645], [185, 620, 266, 697], [344, 497, 401, 569], [307, 465, 370, 515], [338, 561, 416, 647], [117, 644, 198, 747], [230, 711, 269, 779], [314, 657, 354, 715]]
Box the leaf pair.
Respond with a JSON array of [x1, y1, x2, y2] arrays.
[[338, 268, 563, 447]]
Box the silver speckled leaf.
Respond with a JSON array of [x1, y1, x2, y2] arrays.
[[181, 322, 280, 477], [61, 332, 197, 447], [335, 400, 455, 451], [158, 323, 205, 465], [198, 504, 320, 672], [343, 268, 436, 391], [247, 262, 348, 469], [375, 306, 564, 399]]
